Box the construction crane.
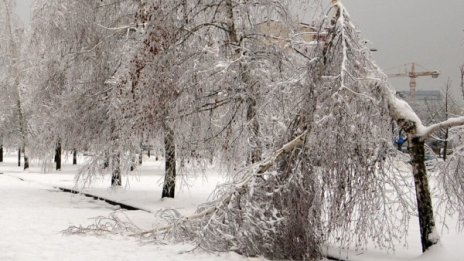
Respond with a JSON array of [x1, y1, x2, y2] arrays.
[[388, 63, 440, 100]]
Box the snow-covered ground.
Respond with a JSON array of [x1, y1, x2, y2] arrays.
[[0, 151, 463, 260], [0, 152, 248, 261]]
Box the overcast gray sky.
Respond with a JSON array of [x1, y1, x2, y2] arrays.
[[14, 0, 31, 23], [14, 0, 464, 99], [343, 0, 464, 99]]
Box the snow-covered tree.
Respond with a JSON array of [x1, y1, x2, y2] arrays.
[[25, 0, 140, 180], [136, 0, 464, 257], [5, 0, 464, 258], [0, 0, 29, 169], [112, 0, 307, 199]]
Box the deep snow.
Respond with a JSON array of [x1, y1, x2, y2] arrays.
[[0, 152, 251, 261], [1, 151, 463, 260]]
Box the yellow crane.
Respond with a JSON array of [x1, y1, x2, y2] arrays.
[[388, 63, 440, 100]]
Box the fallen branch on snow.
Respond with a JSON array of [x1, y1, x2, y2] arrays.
[[135, 130, 308, 238]]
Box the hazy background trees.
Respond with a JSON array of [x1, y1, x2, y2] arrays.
[[0, 0, 29, 168]]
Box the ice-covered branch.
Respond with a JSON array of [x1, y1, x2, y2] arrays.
[[385, 91, 426, 135], [137, 130, 308, 237], [384, 88, 464, 139], [257, 130, 307, 174], [421, 116, 464, 138]]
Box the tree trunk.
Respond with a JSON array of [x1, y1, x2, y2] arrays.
[[246, 96, 262, 163], [130, 156, 136, 171], [443, 80, 449, 161], [73, 149, 77, 165], [111, 153, 121, 187], [18, 147, 21, 167], [225, 0, 238, 46], [55, 141, 61, 170], [225, 0, 262, 164], [410, 137, 438, 252], [443, 128, 449, 161], [162, 126, 176, 198], [0, 144, 3, 163], [23, 146, 29, 170], [103, 152, 109, 169]]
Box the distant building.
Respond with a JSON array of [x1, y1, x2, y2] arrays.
[[396, 90, 442, 102], [256, 20, 327, 49]]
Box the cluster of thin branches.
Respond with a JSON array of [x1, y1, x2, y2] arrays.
[[63, 211, 142, 236], [437, 126, 464, 229]]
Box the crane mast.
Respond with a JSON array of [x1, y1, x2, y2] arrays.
[[388, 63, 439, 100]]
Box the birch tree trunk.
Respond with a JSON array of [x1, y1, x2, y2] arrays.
[[409, 136, 437, 252], [22, 146, 28, 170], [225, 0, 262, 163], [139, 142, 143, 165], [162, 126, 176, 198], [246, 92, 262, 163], [111, 153, 121, 187]]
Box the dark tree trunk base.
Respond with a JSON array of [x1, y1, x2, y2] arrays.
[[111, 173, 121, 186], [18, 148, 21, 167], [73, 149, 77, 165], [111, 154, 121, 187], [24, 156, 29, 170], [162, 127, 176, 199], [410, 137, 438, 252], [55, 142, 61, 170]]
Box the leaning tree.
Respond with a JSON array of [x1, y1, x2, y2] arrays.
[[139, 0, 464, 258], [67, 0, 464, 259]]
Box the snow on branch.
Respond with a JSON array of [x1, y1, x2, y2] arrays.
[[385, 91, 425, 134], [137, 130, 308, 238], [257, 130, 307, 174], [384, 88, 464, 139], [421, 116, 464, 139]]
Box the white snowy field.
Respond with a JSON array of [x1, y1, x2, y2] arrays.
[[0, 151, 463, 261], [0, 152, 249, 261]]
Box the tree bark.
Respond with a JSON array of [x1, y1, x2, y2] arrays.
[[162, 126, 176, 198], [246, 96, 262, 163], [443, 79, 449, 161], [73, 149, 77, 165], [55, 141, 61, 170], [18, 147, 21, 167], [111, 153, 121, 187], [443, 128, 449, 161], [225, 0, 262, 163], [103, 152, 109, 169], [0, 144, 3, 163], [23, 146, 28, 170], [410, 137, 438, 252]]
